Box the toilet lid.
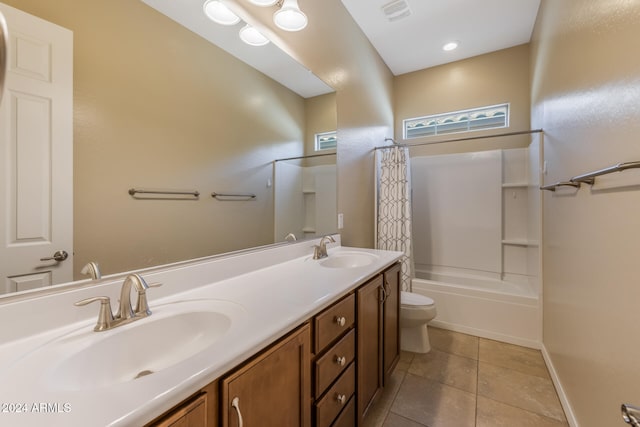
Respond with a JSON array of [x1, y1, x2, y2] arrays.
[[401, 291, 434, 307]]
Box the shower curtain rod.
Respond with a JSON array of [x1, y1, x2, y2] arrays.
[[374, 129, 543, 151], [273, 152, 336, 162]]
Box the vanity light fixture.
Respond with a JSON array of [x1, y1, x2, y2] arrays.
[[239, 24, 270, 46], [273, 0, 308, 31], [203, 0, 308, 47], [203, 0, 241, 25], [248, 0, 279, 6], [442, 41, 459, 51]]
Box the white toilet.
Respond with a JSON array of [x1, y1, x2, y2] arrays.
[[400, 291, 437, 353]]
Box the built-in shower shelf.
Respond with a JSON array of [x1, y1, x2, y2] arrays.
[[502, 182, 529, 188], [502, 239, 539, 247]]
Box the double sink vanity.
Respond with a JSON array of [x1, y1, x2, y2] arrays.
[[0, 236, 402, 426]]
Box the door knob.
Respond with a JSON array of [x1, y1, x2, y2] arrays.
[[40, 250, 69, 262]]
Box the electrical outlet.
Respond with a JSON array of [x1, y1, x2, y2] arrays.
[[337, 213, 344, 229]]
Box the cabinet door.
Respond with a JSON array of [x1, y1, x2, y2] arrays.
[[356, 275, 383, 423], [147, 392, 208, 427], [221, 324, 311, 427], [383, 263, 401, 384]]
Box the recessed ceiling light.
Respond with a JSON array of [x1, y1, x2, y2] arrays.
[[442, 41, 459, 51]]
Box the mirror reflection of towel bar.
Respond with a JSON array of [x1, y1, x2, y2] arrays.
[[128, 188, 200, 199], [540, 181, 581, 192], [211, 192, 256, 201]]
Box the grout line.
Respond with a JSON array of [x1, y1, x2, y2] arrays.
[[478, 395, 569, 425], [381, 370, 408, 427]]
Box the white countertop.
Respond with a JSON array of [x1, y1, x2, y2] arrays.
[[0, 239, 402, 426]]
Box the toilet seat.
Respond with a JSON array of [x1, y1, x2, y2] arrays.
[[401, 291, 434, 308]]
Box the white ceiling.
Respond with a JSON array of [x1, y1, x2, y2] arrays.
[[142, 0, 540, 97], [341, 0, 541, 75]]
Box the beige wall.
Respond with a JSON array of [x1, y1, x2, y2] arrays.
[[304, 92, 337, 159], [5, 0, 308, 279], [394, 44, 532, 157], [531, 1, 640, 426]]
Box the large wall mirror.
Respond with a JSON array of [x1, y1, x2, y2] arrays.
[[0, 0, 336, 295]]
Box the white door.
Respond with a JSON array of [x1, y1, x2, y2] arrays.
[[0, 3, 73, 294]]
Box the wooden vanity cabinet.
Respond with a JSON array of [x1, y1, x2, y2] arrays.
[[382, 263, 401, 384], [145, 261, 401, 427], [221, 323, 311, 427], [357, 263, 401, 424], [356, 275, 384, 423], [311, 293, 356, 427], [145, 381, 218, 427]]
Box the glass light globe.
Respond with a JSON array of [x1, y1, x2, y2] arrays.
[[203, 0, 241, 26], [248, 0, 278, 6], [239, 24, 270, 46], [273, 0, 307, 31]]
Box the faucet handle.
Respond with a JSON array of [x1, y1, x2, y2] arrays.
[[135, 282, 162, 317], [74, 296, 114, 332]]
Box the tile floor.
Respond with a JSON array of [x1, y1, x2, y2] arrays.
[[364, 327, 568, 427]]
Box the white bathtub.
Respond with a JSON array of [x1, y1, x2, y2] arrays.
[[412, 272, 542, 349]]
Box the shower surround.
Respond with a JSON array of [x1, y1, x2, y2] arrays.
[[410, 139, 542, 347]]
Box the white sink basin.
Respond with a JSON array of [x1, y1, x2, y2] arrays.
[[44, 299, 245, 391], [320, 251, 379, 268]]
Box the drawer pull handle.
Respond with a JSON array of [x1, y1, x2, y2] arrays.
[[335, 355, 346, 366], [336, 393, 347, 405], [334, 316, 346, 327], [231, 397, 244, 427]]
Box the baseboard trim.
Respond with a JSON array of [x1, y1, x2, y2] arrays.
[[541, 344, 579, 427]]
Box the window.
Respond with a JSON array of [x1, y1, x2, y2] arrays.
[[403, 103, 509, 140], [315, 131, 337, 151]]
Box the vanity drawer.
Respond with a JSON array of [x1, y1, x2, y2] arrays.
[[331, 396, 355, 427], [314, 293, 355, 352], [315, 329, 355, 397], [315, 363, 355, 427]]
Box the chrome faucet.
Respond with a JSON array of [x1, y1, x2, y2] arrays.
[[74, 273, 161, 331], [313, 235, 336, 260], [80, 261, 102, 280]]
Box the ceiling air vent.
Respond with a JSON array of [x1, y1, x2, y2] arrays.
[[381, 0, 411, 22]]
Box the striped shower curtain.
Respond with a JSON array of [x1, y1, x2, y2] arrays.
[[375, 145, 414, 292]]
